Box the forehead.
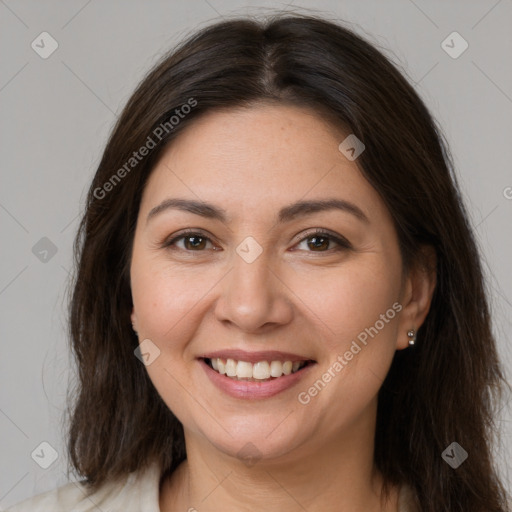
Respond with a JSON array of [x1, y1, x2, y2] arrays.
[[139, 104, 387, 224]]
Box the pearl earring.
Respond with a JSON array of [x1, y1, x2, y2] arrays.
[[407, 329, 416, 346]]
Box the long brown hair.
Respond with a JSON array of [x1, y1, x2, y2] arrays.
[[65, 12, 510, 511]]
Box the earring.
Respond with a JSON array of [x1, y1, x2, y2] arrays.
[[407, 329, 416, 346]]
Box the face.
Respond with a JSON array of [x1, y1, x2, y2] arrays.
[[130, 104, 412, 463]]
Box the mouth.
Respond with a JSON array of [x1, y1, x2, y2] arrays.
[[202, 357, 315, 382], [198, 350, 317, 399]]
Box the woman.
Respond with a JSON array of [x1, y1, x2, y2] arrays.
[[7, 13, 510, 512]]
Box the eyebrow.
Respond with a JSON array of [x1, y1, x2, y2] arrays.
[[146, 197, 369, 225]]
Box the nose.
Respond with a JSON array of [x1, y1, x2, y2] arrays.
[[214, 250, 294, 333]]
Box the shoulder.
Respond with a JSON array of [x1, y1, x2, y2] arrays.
[[5, 461, 162, 512], [398, 483, 420, 512]]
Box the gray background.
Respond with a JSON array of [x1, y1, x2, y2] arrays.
[[1, 0, 511, 507]]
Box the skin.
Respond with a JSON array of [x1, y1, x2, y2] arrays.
[[130, 104, 436, 512]]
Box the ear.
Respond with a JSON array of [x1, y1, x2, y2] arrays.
[[396, 245, 437, 350], [130, 307, 138, 333]]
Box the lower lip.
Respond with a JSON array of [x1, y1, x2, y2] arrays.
[[199, 359, 315, 400]]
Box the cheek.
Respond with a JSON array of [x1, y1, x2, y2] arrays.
[[131, 258, 213, 344], [292, 256, 402, 422], [130, 258, 209, 427], [291, 254, 402, 350]]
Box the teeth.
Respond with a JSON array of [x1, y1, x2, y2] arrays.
[[252, 361, 270, 379], [270, 361, 283, 377], [208, 358, 307, 380], [236, 361, 253, 378], [225, 358, 237, 377]]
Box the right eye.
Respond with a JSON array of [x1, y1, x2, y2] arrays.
[[163, 229, 218, 251]]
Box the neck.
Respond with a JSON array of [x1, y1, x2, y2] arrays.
[[160, 400, 400, 512]]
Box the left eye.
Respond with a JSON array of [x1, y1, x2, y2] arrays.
[[295, 231, 349, 252]]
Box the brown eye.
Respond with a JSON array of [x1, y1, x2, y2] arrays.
[[306, 234, 331, 251], [164, 231, 215, 251], [295, 229, 351, 253], [182, 234, 208, 250]]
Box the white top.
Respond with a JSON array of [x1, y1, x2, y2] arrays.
[[6, 462, 161, 512], [6, 460, 419, 511]]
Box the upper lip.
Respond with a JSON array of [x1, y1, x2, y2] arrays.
[[199, 350, 314, 364]]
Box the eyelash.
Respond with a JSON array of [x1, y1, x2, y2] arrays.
[[162, 228, 352, 254]]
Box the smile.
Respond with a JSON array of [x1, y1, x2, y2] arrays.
[[199, 351, 316, 399], [205, 357, 310, 381]]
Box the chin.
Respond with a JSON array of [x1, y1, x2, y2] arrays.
[[194, 413, 312, 466]]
